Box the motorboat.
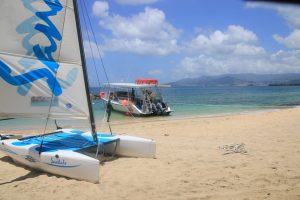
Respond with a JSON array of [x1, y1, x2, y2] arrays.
[[100, 79, 173, 116]]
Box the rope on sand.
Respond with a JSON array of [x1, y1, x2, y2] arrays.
[[219, 143, 247, 155]]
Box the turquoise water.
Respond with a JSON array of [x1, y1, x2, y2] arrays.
[[2, 86, 300, 131], [160, 86, 300, 117], [92, 85, 300, 117]]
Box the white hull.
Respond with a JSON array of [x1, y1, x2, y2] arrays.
[[111, 100, 144, 115], [104, 99, 172, 116], [0, 129, 156, 183], [104, 134, 156, 158], [0, 139, 100, 182]]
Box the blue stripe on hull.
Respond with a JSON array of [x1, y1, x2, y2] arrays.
[[10, 130, 117, 152], [46, 163, 80, 168]]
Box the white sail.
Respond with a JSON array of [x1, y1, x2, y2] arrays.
[[0, 0, 90, 119]]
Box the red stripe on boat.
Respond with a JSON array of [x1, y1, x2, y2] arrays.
[[135, 79, 158, 84]]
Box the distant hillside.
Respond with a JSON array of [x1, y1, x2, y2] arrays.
[[169, 73, 300, 87], [269, 78, 300, 86]]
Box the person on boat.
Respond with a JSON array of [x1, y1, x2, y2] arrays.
[[155, 100, 166, 114], [151, 101, 158, 114], [106, 93, 113, 122], [131, 88, 135, 102]]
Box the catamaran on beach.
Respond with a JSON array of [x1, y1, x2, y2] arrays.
[[0, 0, 155, 183]]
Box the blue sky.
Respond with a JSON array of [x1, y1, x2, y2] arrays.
[[77, 0, 300, 86]]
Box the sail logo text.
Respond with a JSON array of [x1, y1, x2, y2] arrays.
[[51, 157, 67, 166], [0, 0, 64, 96]]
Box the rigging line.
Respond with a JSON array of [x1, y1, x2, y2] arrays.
[[79, 0, 112, 136], [79, 0, 113, 141], [79, 0, 101, 88], [80, 0, 115, 134], [119, 77, 137, 120], [79, 0, 106, 123], [81, 0, 111, 87], [38, 0, 70, 154], [56, 0, 68, 65], [91, 91, 110, 132], [126, 89, 137, 120], [39, 73, 58, 155]]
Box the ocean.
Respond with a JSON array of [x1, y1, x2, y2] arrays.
[[2, 86, 300, 131], [160, 86, 300, 116], [91, 85, 300, 122]]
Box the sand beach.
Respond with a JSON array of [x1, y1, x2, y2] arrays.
[[1, 107, 300, 200]]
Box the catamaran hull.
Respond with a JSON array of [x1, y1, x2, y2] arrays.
[[0, 139, 100, 183], [104, 134, 156, 158], [0, 129, 156, 182]]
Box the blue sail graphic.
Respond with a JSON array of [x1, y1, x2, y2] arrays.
[[0, 0, 66, 96], [0, 0, 89, 119]]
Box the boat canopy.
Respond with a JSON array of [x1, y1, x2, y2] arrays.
[[104, 83, 170, 89]]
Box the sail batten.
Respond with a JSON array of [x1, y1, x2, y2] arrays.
[[0, 0, 91, 121]]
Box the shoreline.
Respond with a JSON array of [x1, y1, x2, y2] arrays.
[[1, 105, 300, 134], [103, 105, 300, 127]]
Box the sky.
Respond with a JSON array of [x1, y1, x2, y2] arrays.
[[77, 0, 300, 86]]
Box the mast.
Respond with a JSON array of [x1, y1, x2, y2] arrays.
[[73, 0, 98, 143]]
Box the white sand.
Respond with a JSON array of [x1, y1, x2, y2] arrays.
[[1, 108, 300, 200]]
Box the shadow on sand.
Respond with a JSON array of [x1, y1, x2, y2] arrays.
[[0, 155, 118, 183], [0, 156, 42, 185]]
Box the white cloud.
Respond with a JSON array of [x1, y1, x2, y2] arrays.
[[273, 29, 300, 50], [102, 38, 178, 55], [246, 1, 300, 59], [100, 7, 179, 40], [226, 25, 258, 43], [246, 2, 300, 29], [173, 23, 300, 79], [240, 3, 300, 79], [115, 0, 159, 5], [92, 1, 109, 17], [99, 7, 181, 55], [233, 44, 265, 56], [275, 6, 300, 29], [175, 55, 228, 77], [83, 40, 104, 58], [186, 25, 265, 56], [90, 2, 300, 80], [173, 50, 300, 79]]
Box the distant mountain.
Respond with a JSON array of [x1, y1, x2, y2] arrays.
[[169, 73, 300, 87], [269, 78, 300, 86], [287, 79, 300, 85]]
